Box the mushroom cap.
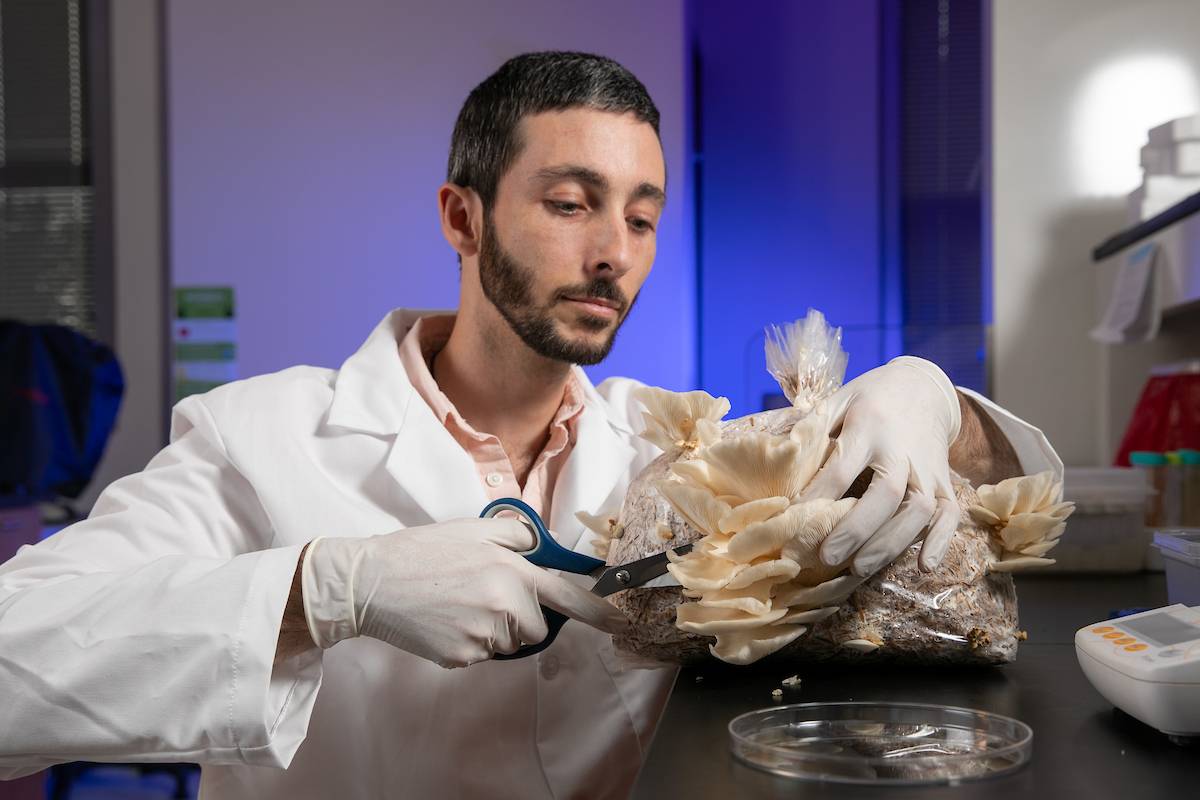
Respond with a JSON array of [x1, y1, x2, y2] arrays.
[[670, 430, 827, 505], [711, 624, 810, 665], [967, 470, 1075, 569], [633, 386, 730, 454]]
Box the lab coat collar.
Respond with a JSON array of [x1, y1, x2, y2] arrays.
[[326, 309, 639, 529], [326, 309, 482, 522], [325, 308, 435, 435]]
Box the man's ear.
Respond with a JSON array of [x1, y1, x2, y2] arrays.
[[438, 183, 482, 259]]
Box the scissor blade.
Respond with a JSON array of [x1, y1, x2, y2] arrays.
[[591, 543, 693, 597]]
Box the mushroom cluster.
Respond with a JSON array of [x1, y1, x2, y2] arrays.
[[602, 311, 873, 664], [659, 427, 863, 664], [968, 471, 1075, 571], [654, 314, 874, 663]]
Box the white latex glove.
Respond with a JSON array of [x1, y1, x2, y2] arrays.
[[799, 356, 962, 577], [301, 518, 627, 668]]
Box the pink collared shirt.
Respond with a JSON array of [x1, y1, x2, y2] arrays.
[[397, 314, 585, 520]]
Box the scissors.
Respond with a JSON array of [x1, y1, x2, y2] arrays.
[[480, 497, 692, 660]]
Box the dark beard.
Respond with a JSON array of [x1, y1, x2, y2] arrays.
[[477, 215, 635, 365]]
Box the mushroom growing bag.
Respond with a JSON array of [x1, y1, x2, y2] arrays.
[[583, 311, 1073, 666]]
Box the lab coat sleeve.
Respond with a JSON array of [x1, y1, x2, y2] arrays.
[[0, 396, 323, 778], [956, 387, 1064, 481]]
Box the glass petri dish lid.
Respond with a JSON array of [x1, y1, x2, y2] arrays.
[[729, 701, 1032, 785]]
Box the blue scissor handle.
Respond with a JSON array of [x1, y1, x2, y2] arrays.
[[480, 497, 605, 660]]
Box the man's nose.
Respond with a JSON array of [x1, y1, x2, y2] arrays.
[[585, 210, 634, 279]]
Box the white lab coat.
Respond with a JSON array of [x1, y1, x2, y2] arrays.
[[0, 309, 1061, 799]]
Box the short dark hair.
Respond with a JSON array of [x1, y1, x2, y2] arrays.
[[447, 51, 661, 210]]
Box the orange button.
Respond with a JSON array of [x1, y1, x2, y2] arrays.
[[1114, 637, 1136, 645], [1092, 626, 1115, 634], [1125, 644, 1148, 652], [1104, 632, 1124, 639]]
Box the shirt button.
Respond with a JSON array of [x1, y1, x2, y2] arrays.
[[485, 472, 503, 487], [540, 654, 560, 680]]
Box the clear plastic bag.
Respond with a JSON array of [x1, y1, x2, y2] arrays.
[[595, 311, 1025, 667]]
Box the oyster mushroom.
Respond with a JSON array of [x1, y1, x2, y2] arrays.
[[712, 625, 810, 666], [670, 432, 826, 505], [654, 480, 733, 538], [632, 386, 730, 454], [968, 471, 1075, 571], [675, 603, 789, 632], [576, 508, 623, 559], [692, 500, 851, 574], [719, 496, 791, 534]]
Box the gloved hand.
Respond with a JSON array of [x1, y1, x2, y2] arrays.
[[301, 518, 627, 668], [799, 356, 963, 577]]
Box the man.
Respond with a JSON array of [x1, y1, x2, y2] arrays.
[[0, 52, 1059, 798]]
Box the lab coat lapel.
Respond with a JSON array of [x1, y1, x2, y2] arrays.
[[325, 308, 487, 523], [326, 308, 445, 434], [548, 369, 639, 554], [387, 400, 489, 523]]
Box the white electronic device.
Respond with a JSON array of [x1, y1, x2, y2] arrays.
[[1075, 604, 1200, 743]]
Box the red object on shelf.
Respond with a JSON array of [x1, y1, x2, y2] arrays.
[[1114, 368, 1200, 465]]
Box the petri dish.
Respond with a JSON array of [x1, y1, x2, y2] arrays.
[[728, 701, 1032, 785]]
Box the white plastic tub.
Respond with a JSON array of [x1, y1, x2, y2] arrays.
[[1039, 468, 1148, 573], [1154, 529, 1200, 606]]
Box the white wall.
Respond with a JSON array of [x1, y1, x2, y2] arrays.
[[992, 0, 1200, 466], [166, 0, 692, 389], [82, 0, 167, 511]]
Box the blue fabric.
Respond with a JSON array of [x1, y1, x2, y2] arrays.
[[0, 321, 124, 504]]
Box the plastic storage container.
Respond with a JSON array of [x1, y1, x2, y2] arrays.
[[1181, 450, 1200, 526], [1040, 467, 1149, 573], [1153, 528, 1200, 605], [1164, 452, 1185, 526], [1130, 451, 1167, 527]]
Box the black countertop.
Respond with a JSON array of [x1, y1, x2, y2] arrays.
[[633, 574, 1200, 798]]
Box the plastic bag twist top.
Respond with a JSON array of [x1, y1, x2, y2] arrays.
[[764, 309, 848, 414]]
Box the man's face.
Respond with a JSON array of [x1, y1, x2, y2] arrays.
[[477, 108, 665, 365]]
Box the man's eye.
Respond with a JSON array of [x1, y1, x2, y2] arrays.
[[549, 201, 583, 215], [629, 217, 654, 233]]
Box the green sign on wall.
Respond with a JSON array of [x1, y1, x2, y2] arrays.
[[173, 286, 237, 403]]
